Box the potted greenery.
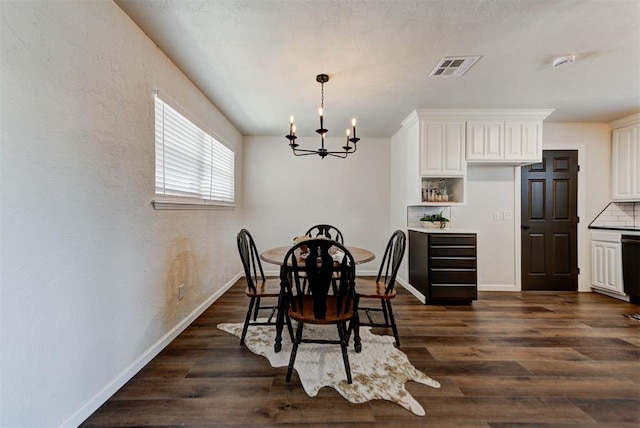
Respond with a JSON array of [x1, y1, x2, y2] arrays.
[[420, 212, 450, 229]]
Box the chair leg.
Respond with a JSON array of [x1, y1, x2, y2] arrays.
[[241, 297, 256, 346], [386, 300, 400, 347], [350, 305, 362, 353], [286, 322, 304, 382], [284, 312, 294, 342], [253, 297, 261, 321], [381, 299, 390, 325], [337, 322, 352, 384]]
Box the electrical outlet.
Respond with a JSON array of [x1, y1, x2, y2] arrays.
[[503, 210, 513, 221], [493, 211, 501, 221], [178, 284, 185, 300]]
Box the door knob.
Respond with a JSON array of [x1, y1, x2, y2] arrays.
[[521, 225, 531, 230]]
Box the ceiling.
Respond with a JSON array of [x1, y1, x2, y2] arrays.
[[115, 0, 640, 138]]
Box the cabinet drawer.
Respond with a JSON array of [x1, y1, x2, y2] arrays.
[[429, 256, 476, 269], [429, 246, 476, 257], [429, 284, 478, 300], [429, 235, 476, 246], [429, 269, 476, 284]]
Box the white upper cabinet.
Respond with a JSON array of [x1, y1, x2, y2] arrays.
[[398, 109, 554, 205], [610, 113, 640, 201], [464, 111, 551, 165], [504, 121, 542, 161], [466, 121, 504, 160], [420, 121, 465, 176]]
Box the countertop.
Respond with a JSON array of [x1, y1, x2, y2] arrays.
[[407, 227, 479, 234], [588, 226, 640, 233]]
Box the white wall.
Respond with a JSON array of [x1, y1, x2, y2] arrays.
[[451, 166, 517, 288], [243, 136, 391, 276], [0, 2, 243, 426]]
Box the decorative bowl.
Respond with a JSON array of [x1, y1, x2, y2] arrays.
[[420, 221, 450, 229]]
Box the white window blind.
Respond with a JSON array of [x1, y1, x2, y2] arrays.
[[154, 93, 235, 206]]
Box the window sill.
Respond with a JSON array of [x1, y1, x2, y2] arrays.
[[152, 197, 236, 210]]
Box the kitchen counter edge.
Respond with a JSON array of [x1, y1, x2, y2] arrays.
[[407, 227, 479, 234], [588, 226, 640, 232]]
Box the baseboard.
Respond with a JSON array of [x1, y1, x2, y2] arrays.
[[396, 277, 426, 304], [591, 287, 630, 302], [478, 283, 518, 291], [61, 272, 242, 428]]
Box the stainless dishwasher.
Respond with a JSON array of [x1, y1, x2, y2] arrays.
[[622, 235, 640, 304]]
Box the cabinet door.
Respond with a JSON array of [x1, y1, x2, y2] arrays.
[[504, 121, 542, 161], [612, 125, 639, 200], [591, 241, 623, 294], [420, 122, 465, 176], [466, 121, 504, 160]]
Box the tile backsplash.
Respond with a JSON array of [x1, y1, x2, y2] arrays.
[[589, 202, 639, 229], [407, 206, 452, 227]]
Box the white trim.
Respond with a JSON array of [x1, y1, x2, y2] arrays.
[[591, 287, 631, 302], [608, 112, 640, 130], [479, 283, 517, 291], [396, 276, 426, 304], [151, 197, 236, 210], [413, 109, 555, 121], [61, 272, 242, 428], [514, 166, 522, 291]]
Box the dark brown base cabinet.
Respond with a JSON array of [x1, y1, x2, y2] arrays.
[[408, 230, 478, 304]]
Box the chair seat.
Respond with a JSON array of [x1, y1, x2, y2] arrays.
[[245, 278, 281, 298], [288, 296, 354, 324], [356, 277, 396, 299]]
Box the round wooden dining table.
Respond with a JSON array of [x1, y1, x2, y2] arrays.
[[260, 245, 375, 266], [260, 244, 375, 353]]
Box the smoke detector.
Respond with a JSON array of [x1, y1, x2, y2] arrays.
[[552, 55, 575, 68], [429, 56, 481, 77]]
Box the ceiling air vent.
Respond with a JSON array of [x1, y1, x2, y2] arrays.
[[429, 56, 481, 77]]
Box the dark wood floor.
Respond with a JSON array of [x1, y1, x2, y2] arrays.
[[82, 280, 640, 427]]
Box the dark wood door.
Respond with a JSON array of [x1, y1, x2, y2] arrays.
[[521, 150, 578, 290]]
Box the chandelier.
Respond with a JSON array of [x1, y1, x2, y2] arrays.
[[286, 74, 360, 159]]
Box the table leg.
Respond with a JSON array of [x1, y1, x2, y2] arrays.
[[350, 295, 362, 353], [274, 289, 285, 353]]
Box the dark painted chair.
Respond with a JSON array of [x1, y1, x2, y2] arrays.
[[237, 229, 292, 346], [281, 239, 360, 384], [354, 230, 406, 346], [305, 224, 344, 243], [304, 225, 345, 295]]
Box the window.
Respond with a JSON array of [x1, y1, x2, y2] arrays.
[[153, 92, 235, 209]]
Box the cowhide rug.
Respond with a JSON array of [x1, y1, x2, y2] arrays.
[[217, 320, 440, 416]]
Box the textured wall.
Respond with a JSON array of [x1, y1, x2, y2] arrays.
[[242, 136, 391, 277], [0, 2, 243, 426]]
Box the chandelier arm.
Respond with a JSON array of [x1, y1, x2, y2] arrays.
[[291, 148, 326, 156], [346, 144, 357, 154], [326, 151, 349, 159]]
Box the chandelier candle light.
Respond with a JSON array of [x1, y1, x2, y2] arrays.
[[286, 74, 360, 159]]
